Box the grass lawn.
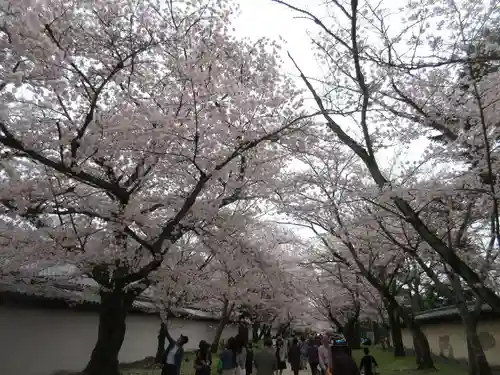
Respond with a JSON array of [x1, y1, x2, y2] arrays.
[[121, 346, 468, 375], [352, 347, 467, 375]]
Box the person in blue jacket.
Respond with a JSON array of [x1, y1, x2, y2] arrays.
[[162, 330, 189, 375]]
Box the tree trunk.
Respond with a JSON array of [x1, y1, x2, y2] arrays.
[[346, 255, 432, 368], [463, 312, 492, 375], [238, 322, 249, 345], [343, 318, 361, 350], [83, 289, 135, 375], [372, 321, 381, 345], [211, 300, 234, 353], [409, 321, 434, 370], [211, 318, 229, 353], [387, 302, 405, 357], [155, 322, 167, 363]]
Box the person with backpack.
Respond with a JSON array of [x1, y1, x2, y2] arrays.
[[359, 348, 378, 375]]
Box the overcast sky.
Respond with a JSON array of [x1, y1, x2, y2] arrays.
[[234, 0, 431, 177], [235, 0, 320, 85]]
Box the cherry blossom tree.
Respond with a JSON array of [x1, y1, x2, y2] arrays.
[[169, 211, 298, 351], [150, 232, 213, 362], [0, 0, 308, 373], [273, 136, 436, 366], [272, 0, 500, 314], [303, 260, 377, 349]]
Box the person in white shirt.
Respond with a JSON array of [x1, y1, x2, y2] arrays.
[[318, 335, 330, 375], [162, 332, 189, 375]]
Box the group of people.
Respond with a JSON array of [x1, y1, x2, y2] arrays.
[[160, 330, 378, 375]]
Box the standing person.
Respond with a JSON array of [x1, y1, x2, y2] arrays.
[[359, 348, 378, 375], [195, 341, 212, 375], [161, 332, 189, 375], [288, 338, 302, 375], [218, 339, 237, 375], [318, 336, 330, 375], [254, 338, 277, 375], [245, 343, 255, 375], [275, 338, 287, 375], [307, 338, 320, 375]]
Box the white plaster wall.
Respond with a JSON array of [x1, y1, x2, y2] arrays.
[[0, 305, 238, 375], [401, 320, 500, 365]]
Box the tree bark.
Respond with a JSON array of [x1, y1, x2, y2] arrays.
[[83, 289, 135, 375], [409, 320, 434, 369], [211, 300, 234, 353], [461, 309, 492, 375], [343, 318, 361, 350], [345, 253, 432, 368], [386, 302, 405, 357], [155, 322, 167, 363]]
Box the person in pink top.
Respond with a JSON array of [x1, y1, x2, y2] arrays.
[[318, 335, 330, 375]]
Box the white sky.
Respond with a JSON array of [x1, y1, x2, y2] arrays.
[[235, 0, 318, 78], [233, 0, 430, 176]]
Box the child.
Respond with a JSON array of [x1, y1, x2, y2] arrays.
[[359, 348, 378, 375]]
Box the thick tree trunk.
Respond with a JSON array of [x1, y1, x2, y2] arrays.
[[462, 313, 492, 375], [409, 321, 434, 369], [343, 318, 361, 350], [387, 303, 405, 357], [155, 322, 167, 363], [83, 289, 135, 375]]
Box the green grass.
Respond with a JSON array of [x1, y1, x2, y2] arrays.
[[121, 346, 469, 375], [352, 347, 467, 375]]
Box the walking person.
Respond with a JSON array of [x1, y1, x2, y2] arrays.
[[307, 338, 320, 375], [195, 341, 212, 375], [254, 338, 277, 375], [275, 338, 287, 375], [161, 332, 189, 375], [318, 335, 330, 375], [288, 337, 302, 375], [359, 348, 378, 375]]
